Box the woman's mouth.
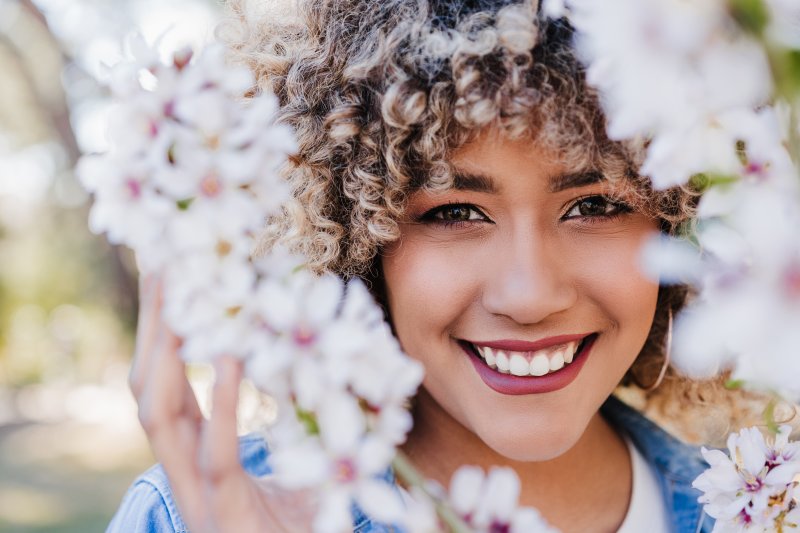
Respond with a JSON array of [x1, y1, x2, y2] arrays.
[[458, 333, 598, 395], [470, 337, 585, 376]]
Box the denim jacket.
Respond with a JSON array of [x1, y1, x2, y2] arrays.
[[107, 395, 715, 533]]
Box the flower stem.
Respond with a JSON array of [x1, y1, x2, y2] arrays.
[[764, 42, 800, 169], [764, 397, 780, 435], [788, 99, 800, 171], [391, 451, 474, 533]]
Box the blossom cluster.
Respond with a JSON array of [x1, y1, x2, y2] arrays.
[[447, 466, 558, 532], [395, 461, 557, 532], [694, 425, 800, 531], [555, 0, 800, 402], [78, 36, 554, 532], [551, 0, 800, 527], [567, 0, 773, 187], [78, 37, 419, 531]]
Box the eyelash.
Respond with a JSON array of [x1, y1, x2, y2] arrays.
[[417, 195, 633, 228], [563, 194, 633, 224]]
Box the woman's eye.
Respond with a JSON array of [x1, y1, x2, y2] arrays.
[[419, 204, 488, 225], [564, 195, 631, 219]]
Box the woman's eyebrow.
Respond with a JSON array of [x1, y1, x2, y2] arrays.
[[548, 170, 606, 192], [451, 169, 606, 193], [451, 171, 498, 193]]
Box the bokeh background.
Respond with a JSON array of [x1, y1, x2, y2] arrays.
[[0, 1, 223, 530]]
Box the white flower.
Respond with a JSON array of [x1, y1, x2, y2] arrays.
[[401, 486, 441, 533], [640, 234, 704, 285], [694, 426, 800, 529], [541, 0, 567, 19], [77, 155, 173, 266], [666, 183, 800, 399], [566, 0, 772, 188], [268, 393, 405, 533], [641, 108, 783, 190], [255, 272, 343, 345], [570, 0, 769, 135], [766, 0, 800, 49], [448, 466, 557, 532], [162, 254, 257, 361]]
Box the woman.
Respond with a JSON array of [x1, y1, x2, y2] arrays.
[[110, 1, 718, 531]]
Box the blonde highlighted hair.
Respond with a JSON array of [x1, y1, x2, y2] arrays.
[[220, 0, 774, 445]]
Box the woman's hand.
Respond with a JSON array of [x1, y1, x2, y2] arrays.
[[129, 275, 318, 533]]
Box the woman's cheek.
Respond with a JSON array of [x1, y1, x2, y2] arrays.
[[383, 237, 481, 340], [567, 225, 660, 340]]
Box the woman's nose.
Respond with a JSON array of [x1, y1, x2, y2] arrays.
[[480, 232, 577, 325]]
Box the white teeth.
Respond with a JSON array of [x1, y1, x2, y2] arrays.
[[496, 351, 510, 373], [564, 341, 576, 364], [472, 337, 587, 377], [529, 354, 550, 376], [549, 351, 565, 372], [484, 347, 497, 368], [509, 354, 529, 376]]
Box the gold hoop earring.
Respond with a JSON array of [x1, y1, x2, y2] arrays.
[[640, 308, 672, 392]]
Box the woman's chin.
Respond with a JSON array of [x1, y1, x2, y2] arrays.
[[472, 417, 587, 463]]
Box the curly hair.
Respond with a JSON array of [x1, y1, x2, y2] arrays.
[[220, 0, 771, 445]]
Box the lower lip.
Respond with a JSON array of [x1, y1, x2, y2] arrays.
[[461, 335, 597, 395]]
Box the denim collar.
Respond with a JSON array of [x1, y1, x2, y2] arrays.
[[600, 395, 715, 533], [355, 395, 715, 533]]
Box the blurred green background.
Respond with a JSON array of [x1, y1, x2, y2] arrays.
[[0, 1, 222, 530]]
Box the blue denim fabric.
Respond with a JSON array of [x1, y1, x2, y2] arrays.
[[107, 396, 714, 533], [600, 396, 715, 533]]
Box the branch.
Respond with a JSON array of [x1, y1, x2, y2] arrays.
[[12, 0, 81, 162]]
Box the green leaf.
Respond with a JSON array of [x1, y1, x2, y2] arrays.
[[782, 50, 800, 95], [689, 173, 739, 193], [764, 399, 779, 435], [295, 406, 320, 435], [769, 49, 800, 99], [724, 378, 745, 390], [729, 0, 770, 36], [176, 198, 194, 210]]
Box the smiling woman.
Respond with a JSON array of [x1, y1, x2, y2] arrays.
[[383, 136, 663, 529], [107, 0, 728, 531]]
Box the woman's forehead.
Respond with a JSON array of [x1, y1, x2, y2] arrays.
[[440, 133, 617, 187]]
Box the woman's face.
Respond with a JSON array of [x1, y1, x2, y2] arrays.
[[381, 134, 660, 461]]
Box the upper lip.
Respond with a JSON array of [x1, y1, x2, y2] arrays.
[[466, 333, 592, 353]]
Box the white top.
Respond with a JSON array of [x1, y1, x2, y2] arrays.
[[617, 436, 671, 533], [395, 437, 671, 532]]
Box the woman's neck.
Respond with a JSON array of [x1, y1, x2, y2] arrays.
[[399, 388, 632, 533]]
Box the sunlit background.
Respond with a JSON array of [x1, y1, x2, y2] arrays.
[[0, 1, 222, 530]]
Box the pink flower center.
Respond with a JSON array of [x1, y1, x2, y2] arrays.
[[173, 50, 193, 71], [163, 100, 176, 119], [489, 522, 510, 533], [126, 179, 142, 199], [784, 262, 800, 299], [744, 161, 767, 178], [334, 458, 357, 484], [292, 326, 316, 347], [200, 175, 222, 198]]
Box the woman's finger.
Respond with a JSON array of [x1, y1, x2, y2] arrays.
[[200, 356, 269, 532], [138, 325, 187, 432], [203, 356, 244, 484], [129, 274, 164, 398], [138, 324, 213, 530]]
